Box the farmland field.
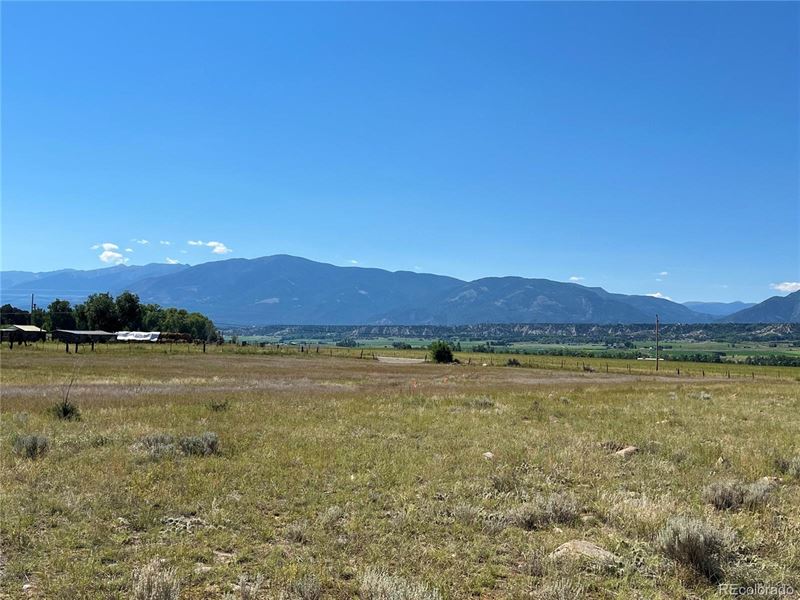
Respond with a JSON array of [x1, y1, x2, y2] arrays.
[[1, 345, 799, 598]]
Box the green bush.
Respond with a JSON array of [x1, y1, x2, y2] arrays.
[[429, 340, 454, 364], [50, 398, 81, 421]]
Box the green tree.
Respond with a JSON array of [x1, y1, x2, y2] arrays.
[[31, 308, 46, 328], [429, 340, 454, 364], [115, 291, 142, 330], [83, 293, 120, 331], [46, 299, 76, 330], [141, 303, 163, 331], [0, 304, 29, 325]]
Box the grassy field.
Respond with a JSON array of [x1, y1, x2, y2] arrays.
[[1, 346, 799, 598]]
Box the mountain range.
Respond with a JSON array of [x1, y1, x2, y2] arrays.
[[2, 255, 797, 325]]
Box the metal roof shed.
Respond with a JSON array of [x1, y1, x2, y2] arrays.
[[1, 324, 46, 347], [53, 329, 116, 353]]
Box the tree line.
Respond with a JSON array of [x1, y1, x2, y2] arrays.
[[0, 292, 220, 341]]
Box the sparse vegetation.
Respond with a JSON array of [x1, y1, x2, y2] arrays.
[[774, 455, 800, 478], [359, 568, 442, 600], [12, 434, 49, 459], [229, 574, 263, 600], [281, 574, 322, 600], [1, 347, 798, 597], [132, 559, 180, 600], [502, 492, 580, 531], [209, 398, 230, 412]]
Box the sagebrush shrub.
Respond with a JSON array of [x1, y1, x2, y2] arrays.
[[544, 492, 580, 524], [656, 516, 732, 581], [280, 574, 321, 600], [774, 456, 800, 478], [179, 432, 219, 456], [503, 492, 580, 531], [135, 432, 219, 459], [468, 396, 495, 410], [137, 433, 177, 460], [703, 480, 773, 511], [359, 568, 442, 600], [317, 505, 344, 529], [521, 548, 549, 577], [533, 578, 584, 600], [285, 521, 310, 544], [132, 558, 180, 600], [13, 434, 49, 459], [50, 398, 81, 421]]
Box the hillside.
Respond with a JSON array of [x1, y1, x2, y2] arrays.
[[125, 255, 712, 325], [5, 255, 790, 325], [722, 291, 800, 323]]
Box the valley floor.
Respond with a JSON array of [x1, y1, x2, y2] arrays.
[[1, 349, 798, 598]]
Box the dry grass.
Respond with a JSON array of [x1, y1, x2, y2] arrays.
[[1, 347, 799, 598]]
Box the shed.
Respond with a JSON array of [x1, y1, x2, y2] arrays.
[[1, 324, 46, 347], [53, 329, 116, 353]]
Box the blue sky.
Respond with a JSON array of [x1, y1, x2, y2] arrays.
[[2, 2, 798, 303]]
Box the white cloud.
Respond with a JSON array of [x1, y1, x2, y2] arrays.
[[659, 271, 669, 277], [99, 250, 127, 264], [160, 240, 171, 246], [165, 257, 180, 264], [569, 276, 584, 282], [770, 281, 800, 293], [349, 259, 359, 265], [647, 292, 672, 301], [187, 239, 232, 254], [179, 249, 188, 254], [91, 242, 119, 251], [91, 242, 127, 264], [132, 238, 149, 245], [206, 241, 232, 254], [125, 248, 134, 253]]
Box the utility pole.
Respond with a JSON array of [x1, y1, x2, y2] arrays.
[[30, 294, 35, 326], [655, 314, 660, 371]]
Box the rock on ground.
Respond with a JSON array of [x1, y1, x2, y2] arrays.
[[550, 540, 619, 567]]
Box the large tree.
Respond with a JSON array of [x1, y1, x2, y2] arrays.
[[115, 291, 143, 330], [83, 293, 120, 331], [46, 299, 76, 330], [0, 304, 29, 325]]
